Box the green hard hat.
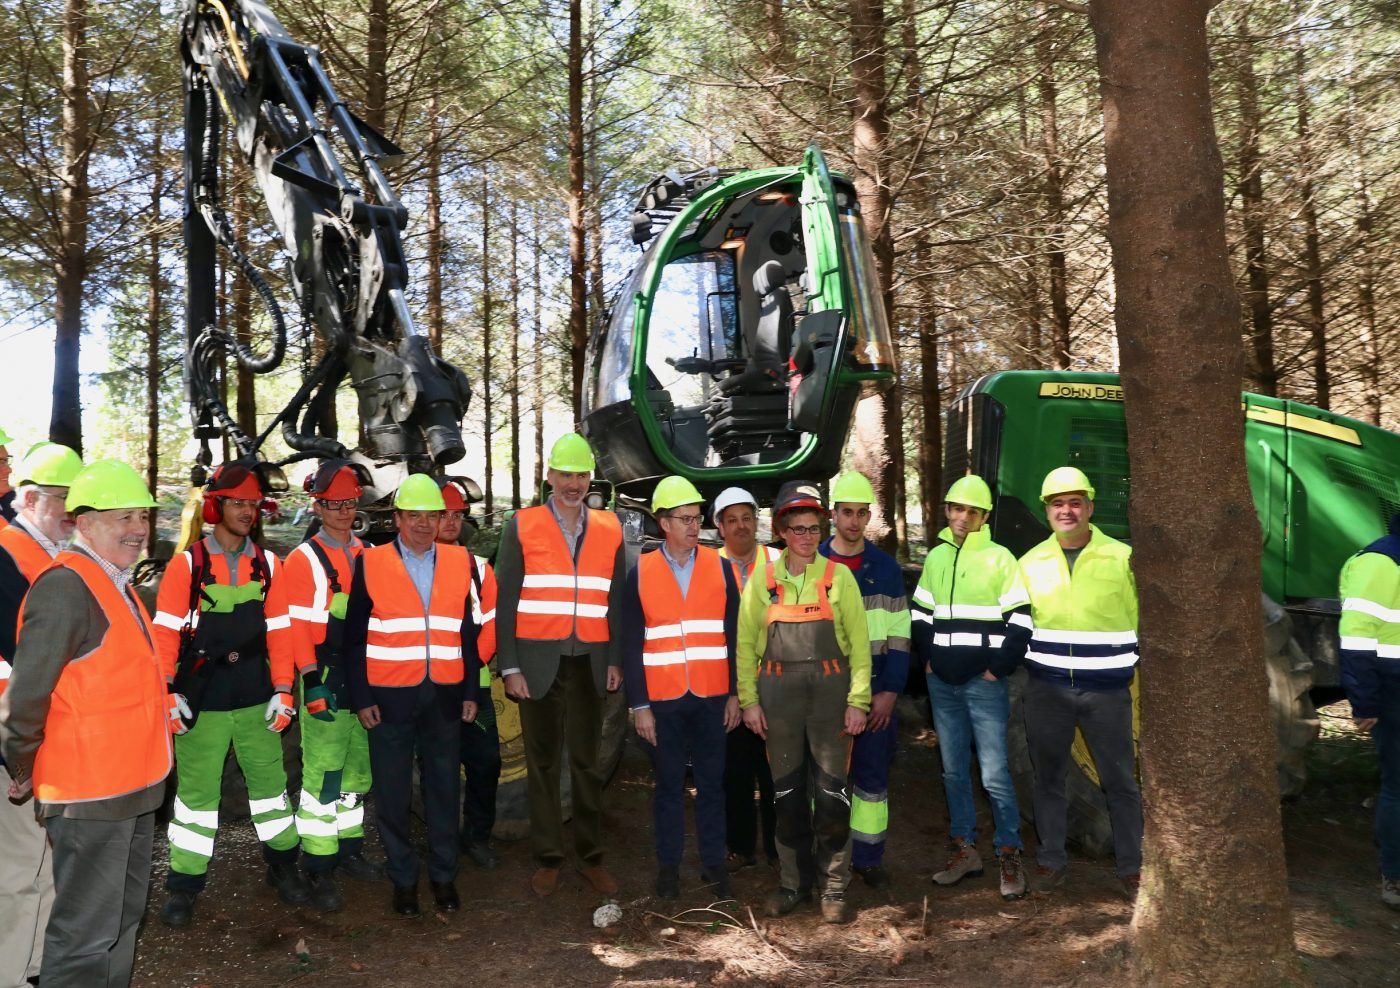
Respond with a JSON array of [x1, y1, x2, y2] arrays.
[[394, 473, 446, 511], [65, 460, 157, 513], [1041, 466, 1096, 503], [945, 475, 993, 511], [0, 425, 11, 445], [548, 432, 596, 473], [18, 443, 83, 488], [831, 469, 876, 505], [652, 475, 704, 513]]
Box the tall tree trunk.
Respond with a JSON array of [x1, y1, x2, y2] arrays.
[[1345, 25, 1383, 425], [365, 0, 389, 132], [233, 166, 256, 438], [509, 202, 522, 510], [566, 0, 587, 421], [1087, 2, 1303, 982], [481, 176, 493, 518], [146, 126, 164, 542], [532, 209, 545, 501], [426, 94, 445, 351], [1233, 10, 1277, 396], [52, 0, 91, 452], [585, 12, 606, 320], [1018, 85, 1045, 368], [1291, 2, 1329, 408], [1039, 4, 1073, 370], [848, 0, 904, 553]]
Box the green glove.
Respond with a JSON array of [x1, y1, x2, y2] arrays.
[[303, 669, 338, 722]]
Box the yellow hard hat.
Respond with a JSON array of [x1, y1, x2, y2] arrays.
[[65, 460, 157, 513], [18, 443, 84, 488], [945, 475, 993, 511], [394, 473, 446, 511], [652, 475, 704, 513], [1040, 466, 1095, 503], [548, 433, 596, 473], [831, 470, 876, 505]]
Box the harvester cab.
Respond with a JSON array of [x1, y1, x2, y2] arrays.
[[582, 146, 895, 511]]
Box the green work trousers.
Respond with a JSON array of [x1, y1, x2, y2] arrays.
[[296, 700, 372, 873], [758, 655, 854, 897], [167, 704, 298, 891], [518, 654, 606, 868]]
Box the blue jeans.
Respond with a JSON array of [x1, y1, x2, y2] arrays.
[[927, 673, 1021, 850], [1375, 685, 1400, 879]]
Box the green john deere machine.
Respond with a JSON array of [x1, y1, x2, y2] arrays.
[[945, 369, 1400, 854]]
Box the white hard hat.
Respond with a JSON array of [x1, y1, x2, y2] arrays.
[[712, 486, 759, 525]]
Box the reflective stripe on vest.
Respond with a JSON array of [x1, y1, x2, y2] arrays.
[[764, 558, 838, 627], [0, 523, 54, 585], [471, 554, 497, 663], [362, 542, 469, 687], [287, 536, 362, 637], [25, 551, 172, 804], [515, 506, 621, 643], [639, 546, 729, 701]]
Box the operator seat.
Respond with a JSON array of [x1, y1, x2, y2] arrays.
[[706, 261, 799, 464]]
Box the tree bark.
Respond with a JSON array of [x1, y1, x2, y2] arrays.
[[365, 0, 389, 133], [51, 0, 91, 452], [1018, 85, 1046, 369], [1345, 28, 1383, 425], [146, 124, 164, 543], [1038, 4, 1073, 370], [426, 93, 445, 351], [1087, 2, 1304, 983], [509, 202, 522, 511], [1291, 2, 1329, 409], [1232, 10, 1277, 396], [847, 0, 904, 553], [532, 208, 545, 502], [481, 176, 494, 518], [567, 0, 587, 421]]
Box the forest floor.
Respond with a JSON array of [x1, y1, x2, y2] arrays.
[[128, 699, 1399, 987]]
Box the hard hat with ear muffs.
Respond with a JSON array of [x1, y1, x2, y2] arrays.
[[303, 459, 368, 502], [202, 461, 266, 524]]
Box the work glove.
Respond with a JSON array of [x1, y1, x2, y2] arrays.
[[167, 691, 192, 736], [264, 692, 295, 733], [302, 669, 337, 723]]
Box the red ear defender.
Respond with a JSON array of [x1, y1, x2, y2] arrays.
[[202, 493, 222, 525]]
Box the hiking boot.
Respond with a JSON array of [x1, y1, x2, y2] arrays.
[[932, 839, 984, 886], [820, 894, 852, 924], [462, 840, 502, 870], [702, 866, 734, 901], [853, 864, 892, 890], [1120, 873, 1141, 901], [656, 866, 680, 900], [306, 871, 344, 913], [1383, 877, 1400, 910], [392, 884, 420, 917], [267, 861, 310, 906], [431, 880, 460, 912], [997, 847, 1027, 901], [530, 867, 561, 897], [764, 886, 811, 917], [1032, 865, 1067, 893], [579, 864, 619, 896], [339, 852, 385, 883], [159, 890, 197, 929]]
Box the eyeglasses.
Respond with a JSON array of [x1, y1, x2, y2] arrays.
[[784, 524, 822, 537], [317, 498, 358, 511], [666, 513, 703, 527]]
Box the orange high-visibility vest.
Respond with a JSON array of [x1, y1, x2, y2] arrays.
[[764, 558, 838, 627], [639, 546, 730, 702], [24, 551, 172, 804], [362, 542, 469, 688], [515, 506, 621, 643], [0, 522, 57, 696]]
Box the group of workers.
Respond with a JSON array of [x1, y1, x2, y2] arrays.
[[0, 424, 1394, 986]]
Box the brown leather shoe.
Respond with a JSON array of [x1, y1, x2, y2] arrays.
[[530, 867, 560, 897], [578, 864, 619, 896]]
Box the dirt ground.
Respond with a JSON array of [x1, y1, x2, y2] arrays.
[[130, 700, 1399, 987]]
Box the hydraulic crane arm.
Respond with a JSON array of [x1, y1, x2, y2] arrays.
[[180, 0, 470, 489]]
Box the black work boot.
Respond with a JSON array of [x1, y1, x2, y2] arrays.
[[267, 861, 311, 905], [462, 840, 502, 870], [656, 866, 680, 900], [701, 866, 734, 902], [306, 871, 344, 913], [763, 886, 811, 917], [339, 852, 385, 883], [159, 889, 198, 929]]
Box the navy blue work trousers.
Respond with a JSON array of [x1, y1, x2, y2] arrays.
[[647, 693, 729, 871]]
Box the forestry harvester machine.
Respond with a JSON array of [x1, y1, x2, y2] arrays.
[[175, 0, 895, 554]]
